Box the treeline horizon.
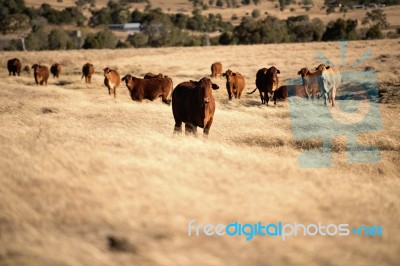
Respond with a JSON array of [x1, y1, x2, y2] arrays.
[[1, 0, 399, 51]]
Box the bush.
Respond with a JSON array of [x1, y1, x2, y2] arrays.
[[82, 30, 118, 49], [365, 25, 383, 39], [251, 9, 260, 18], [127, 32, 149, 47], [219, 31, 235, 45], [48, 28, 76, 50], [322, 18, 358, 41]]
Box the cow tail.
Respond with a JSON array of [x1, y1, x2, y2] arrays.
[[247, 88, 258, 94]]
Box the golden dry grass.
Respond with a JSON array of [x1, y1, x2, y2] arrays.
[[0, 39, 399, 266]]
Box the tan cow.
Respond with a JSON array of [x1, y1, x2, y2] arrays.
[[210, 62, 223, 78], [31, 64, 49, 85], [297, 68, 320, 99], [82, 63, 94, 84], [222, 69, 245, 100], [315, 64, 341, 107], [121, 74, 173, 104], [103, 67, 120, 98]]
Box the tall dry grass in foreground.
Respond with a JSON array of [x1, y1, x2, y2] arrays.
[[0, 40, 399, 266]]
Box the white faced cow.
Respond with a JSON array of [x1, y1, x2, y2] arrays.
[[316, 64, 341, 107]]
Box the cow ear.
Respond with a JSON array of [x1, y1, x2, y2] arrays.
[[211, 83, 219, 90], [297, 71, 301, 75], [121, 76, 126, 81], [326, 65, 331, 69], [307, 70, 311, 75], [232, 73, 236, 76], [222, 73, 226, 77], [277, 69, 280, 74]]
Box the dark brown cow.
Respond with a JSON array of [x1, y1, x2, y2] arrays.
[[222, 69, 245, 100], [172, 77, 219, 136], [210, 62, 223, 78], [103, 67, 120, 98], [31, 64, 49, 85], [121, 74, 173, 104], [50, 63, 61, 78], [82, 63, 94, 84], [7, 58, 21, 76], [297, 68, 320, 99], [248, 66, 281, 106], [273, 85, 288, 102], [143, 72, 168, 79]]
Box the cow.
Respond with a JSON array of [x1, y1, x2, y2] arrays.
[[277, 85, 308, 98], [248, 66, 280, 106], [222, 69, 245, 100], [273, 85, 289, 102], [31, 64, 49, 85], [172, 77, 219, 136], [297, 68, 320, 99], [143, 72, 168, 79], [50, 63, 61, 78], [82, 63, 94, 84], [7, 58, 22, 76], [210, 62, 223, 78], [121, 74, 173, 104], [103, 67, 120, 98], [315, 64, 341, 107]]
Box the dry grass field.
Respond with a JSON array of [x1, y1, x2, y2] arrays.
[[0, 39, 399, 265]]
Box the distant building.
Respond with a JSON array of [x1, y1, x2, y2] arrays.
[[108, 23, 141, 34]]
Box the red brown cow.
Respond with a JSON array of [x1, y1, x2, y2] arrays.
[[50, 63, 61, 78], [210, 62, 223, 78], [121, 74, 173, 104], [143, 72, 168, 79], [82, 63, 94, 84], [103, 67, 120, 98], [222, 69, 245, 100], [298, 68, 320, 99], [172, 77, 219, 136], [31, 64, 49, 85], [248, 66, 281, 106], [7, 58, 22, 76], [277, 85, 307, 98]]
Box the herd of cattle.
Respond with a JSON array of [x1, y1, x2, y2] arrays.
[[6, 58, 341, 136]]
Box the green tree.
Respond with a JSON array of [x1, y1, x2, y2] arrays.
[[82, 29, 117, 49], [127, 32, 149, 47], [48, 28, 76, 50]]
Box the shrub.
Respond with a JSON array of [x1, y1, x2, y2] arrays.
[[48, 28, 76, 50], [82, 30, 118, 49]]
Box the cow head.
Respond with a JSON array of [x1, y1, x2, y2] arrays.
[[31, 64, 41, 73], [121, 74, 136, 91], [103, 67, 112, 77], [191, 77, 219, 106]]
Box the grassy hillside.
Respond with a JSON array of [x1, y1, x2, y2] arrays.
[[0, 39, 399, 265]]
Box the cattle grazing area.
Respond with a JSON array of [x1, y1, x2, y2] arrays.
[[0, 40, 399, 266]]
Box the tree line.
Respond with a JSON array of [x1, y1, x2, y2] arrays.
[[0, 0, 398, 51]]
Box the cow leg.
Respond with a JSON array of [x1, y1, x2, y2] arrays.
[[204, 117, 213, 137], [185, 123, 195, 136], [227, 85, 232, 100], [113, 87, 116, 98], [174, 121, 182, 134], [259, 91, 264, 104], [265, 94, 269, 106], [330, 88, 336, 107], [162, 94, 171, 105]]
